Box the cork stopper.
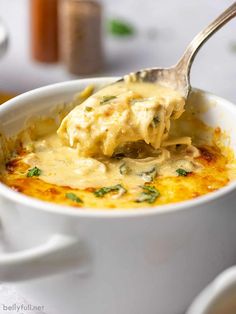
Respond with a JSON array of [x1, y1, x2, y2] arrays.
[[59, 0, 104, 75]]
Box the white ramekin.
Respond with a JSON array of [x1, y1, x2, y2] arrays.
[[187, 267, 236, 314], [0, 78, 236, 314]]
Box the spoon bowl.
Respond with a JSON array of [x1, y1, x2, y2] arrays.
[[123, 65, 189, 98]]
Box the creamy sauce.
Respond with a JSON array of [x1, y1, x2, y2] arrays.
[[19, 81, 202, 190], [0, 86, 234, 209], [58, 81, 186, 157], [23, 132, 200, 189]]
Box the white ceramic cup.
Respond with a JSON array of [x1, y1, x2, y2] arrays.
[[0, 78, 236, 314], [187, 267, 236, 314]]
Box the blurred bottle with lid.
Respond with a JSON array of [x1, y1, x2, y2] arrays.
[[58, 0, 104, 75], [30, 0, 59, 63]]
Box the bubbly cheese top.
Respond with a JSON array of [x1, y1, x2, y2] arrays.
[[22, 133, 200, 189], [58, 81, 186, 157], [1, 85, 234, 209], [19, 81, 197, 191]]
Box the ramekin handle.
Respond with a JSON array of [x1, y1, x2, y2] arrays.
[[0, 234, 86, 282]]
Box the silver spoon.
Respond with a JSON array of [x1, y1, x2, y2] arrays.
[[121, 2, 236, 98]]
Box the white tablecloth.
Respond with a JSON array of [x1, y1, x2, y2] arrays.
[[0, 285, 47, 314]]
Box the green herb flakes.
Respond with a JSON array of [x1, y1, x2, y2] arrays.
[[100, 95, 117, 105], [27, 167, 42, 177], [94, 184, 127, 198], [107, 19, 135, 37], [65, 193, 83, 203], [85, 106, 93, 112], [119, 163, 130, 175], [176, 168, 191, 176], [139, 167, 157, 182], [136, 185, 160, 204]]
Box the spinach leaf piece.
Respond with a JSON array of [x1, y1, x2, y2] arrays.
[[139, 167, 157, 182], [94, 184, 127, 198], [66, 193, 83, 203], [100, 95, 117, 105], [119, 163, 130, 175], [176, 168, 191, 176], [27, 167, 42, 177], [136, 185, 160, 204]]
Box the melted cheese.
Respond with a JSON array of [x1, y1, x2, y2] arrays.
[[58, 81, 186, 157], [0, 144, 230, 209], [21, 132, 200, 189], [0, 84, 234, 210]]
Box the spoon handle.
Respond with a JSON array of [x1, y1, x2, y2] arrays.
[[177, 2, 236, 75]]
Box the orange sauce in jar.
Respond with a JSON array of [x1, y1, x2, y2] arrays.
[[30, 0, 58, 63]]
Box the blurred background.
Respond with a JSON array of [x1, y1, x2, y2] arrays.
[[0, 0, 235, 102]]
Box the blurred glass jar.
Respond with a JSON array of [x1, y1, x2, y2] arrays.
[[58, 0, 104, 75], [0, 19, 8, 59], [30, 0, 58, 63]]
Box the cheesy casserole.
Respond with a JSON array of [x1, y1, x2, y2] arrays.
[[0, 81, 234, 209]]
